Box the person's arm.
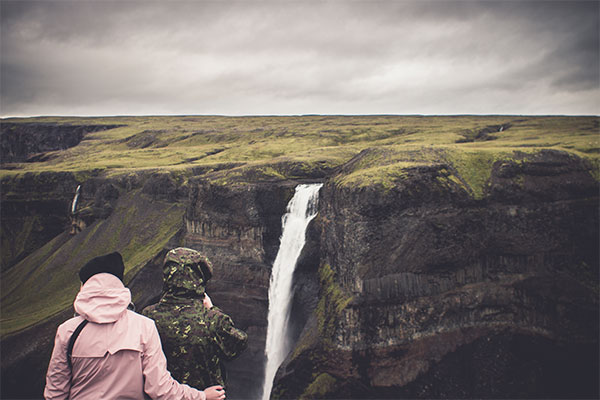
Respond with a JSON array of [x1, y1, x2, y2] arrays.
[[44, 326, 71, 400], [141, 321, 207, 400], [204, 294, 248, 360]]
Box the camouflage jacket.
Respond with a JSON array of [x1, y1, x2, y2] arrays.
[[142, 248, 247, 389], [143, 297, 247, 389]]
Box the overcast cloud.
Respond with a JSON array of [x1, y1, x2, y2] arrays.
[[1, 0, 598, 116]]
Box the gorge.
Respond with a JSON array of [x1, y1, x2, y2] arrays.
[[262, 183, 323, 400], [0, 116, 598, 399]]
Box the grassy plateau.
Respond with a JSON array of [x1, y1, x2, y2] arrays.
[[1, 115, 598, 184]]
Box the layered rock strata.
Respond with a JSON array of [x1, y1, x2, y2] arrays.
[[274, 150, 599, 398]]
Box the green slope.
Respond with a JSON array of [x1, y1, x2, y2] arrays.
[[0, 190, 184, 337]]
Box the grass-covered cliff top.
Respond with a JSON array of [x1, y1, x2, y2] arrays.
[[2, 115, 598, 189]]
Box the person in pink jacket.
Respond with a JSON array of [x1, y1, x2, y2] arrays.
[[44, 252, 225, 400]]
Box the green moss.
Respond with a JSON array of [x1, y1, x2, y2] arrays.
[[207, 157, 330, 185], [300, 373, 339, 399], [588, 157, 600, 181], [445, 149, 502, 199], [72, 168, 105, 182], [335, 161, 416, 190], [445, 173, 468, 191], [332, 145, 444, 190], [315, 264, 353, 345], [443, 147, 563, 199], [288, 264, 352, 364]]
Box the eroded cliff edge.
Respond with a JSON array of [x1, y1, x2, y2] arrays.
[[275, 150, 599, 399]]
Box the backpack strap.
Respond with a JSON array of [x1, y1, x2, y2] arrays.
[[67, 319, 89, 369]]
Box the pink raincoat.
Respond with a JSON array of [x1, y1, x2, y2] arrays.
[[44, 273, 206, 400]]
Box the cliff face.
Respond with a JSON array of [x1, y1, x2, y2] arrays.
[[183, 180, 300, 400], [1, 172, 79, 270], [274, 150, 599, 398]]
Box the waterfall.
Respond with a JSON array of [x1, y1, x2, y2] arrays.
[[261, 183, 323, 400], [71, 185, 81, 214]]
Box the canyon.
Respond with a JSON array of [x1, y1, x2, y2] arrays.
[[1, 116, 598, 399]]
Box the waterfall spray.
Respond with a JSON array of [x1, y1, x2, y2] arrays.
[[261, 183, 323, 400]]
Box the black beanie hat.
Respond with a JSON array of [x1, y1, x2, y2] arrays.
[[79, 252, 125, 284]]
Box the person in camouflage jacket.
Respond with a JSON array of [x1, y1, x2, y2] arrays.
[[143, 247, 248, 390]]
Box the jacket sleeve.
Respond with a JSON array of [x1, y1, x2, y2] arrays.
[[44, 325, 71, 400], [209, 307, 248, 361], [141, 321, 206, 400]]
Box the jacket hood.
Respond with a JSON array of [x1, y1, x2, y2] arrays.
[[74, 273, 131, 323], [162, 247, 212, 299], [163, 260, 206, 299]]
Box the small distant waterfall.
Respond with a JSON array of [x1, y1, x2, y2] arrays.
[[261, 183, 323, 400], [71, 185, 81, 214]]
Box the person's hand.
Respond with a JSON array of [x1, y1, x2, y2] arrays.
[[204, 385, 225, 400], [203, 293, 214, 309]]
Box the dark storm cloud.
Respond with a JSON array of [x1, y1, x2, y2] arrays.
[[1, 0, 598, 116]]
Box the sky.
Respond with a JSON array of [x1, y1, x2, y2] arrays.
[[1, 0, 598, 117]]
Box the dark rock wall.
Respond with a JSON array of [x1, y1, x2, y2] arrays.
[[1, 172, 79, 270], [274, 151, 599, 398]]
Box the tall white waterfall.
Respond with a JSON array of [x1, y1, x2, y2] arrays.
[[261, 183, 323, 400]]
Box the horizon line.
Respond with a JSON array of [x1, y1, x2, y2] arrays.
[[2, 113, 599, 119]]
